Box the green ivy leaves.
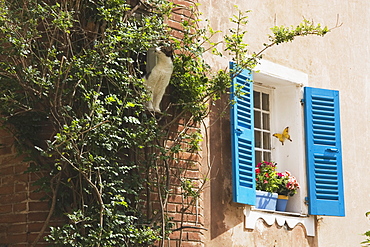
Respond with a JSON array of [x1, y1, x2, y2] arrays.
[[270, 19, 330, 45]]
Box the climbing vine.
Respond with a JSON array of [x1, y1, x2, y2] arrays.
[[0, 1, 337, 246], [362, 211, 370, 246]]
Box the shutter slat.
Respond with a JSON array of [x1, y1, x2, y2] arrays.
[[230, 62, 255, 205], [304, 87, 345, 216]]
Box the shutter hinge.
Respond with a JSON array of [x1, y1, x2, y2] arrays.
[[300, 98, 305, 105], [304, 197, 309, 205]]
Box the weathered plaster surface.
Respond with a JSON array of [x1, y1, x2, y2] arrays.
[[200, 0, 370, 246]]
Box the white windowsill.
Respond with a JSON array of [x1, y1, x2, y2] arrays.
[[251, 207, 307, 217], [244, 206, 315, 236]]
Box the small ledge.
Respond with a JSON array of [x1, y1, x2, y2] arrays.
[[251, 207, 307, 217], [244, 206, 315, 236]]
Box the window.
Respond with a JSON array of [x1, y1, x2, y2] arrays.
[[230, 61, 345, 217], [253, 88, 272, 165]]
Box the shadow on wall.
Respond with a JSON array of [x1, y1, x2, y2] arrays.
[[209, 95, 244, 240]]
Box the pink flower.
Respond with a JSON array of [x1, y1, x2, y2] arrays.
[[264, 180, 268, 184], [265, 162, 273, 167]]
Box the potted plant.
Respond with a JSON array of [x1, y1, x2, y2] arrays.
[[275, 171, 300, 211], [255, 161, 279, 210]]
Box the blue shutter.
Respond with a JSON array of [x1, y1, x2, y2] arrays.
[[304, 87, 345, 216], [230, 63, 255, 205]]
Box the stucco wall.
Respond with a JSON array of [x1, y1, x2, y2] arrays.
[[200, 1, 370, 246]]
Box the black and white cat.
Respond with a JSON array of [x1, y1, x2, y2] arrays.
[[143, 46, 173, 113]]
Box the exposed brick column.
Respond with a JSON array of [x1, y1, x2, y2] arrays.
[[159, 116, 205, 247], [0, 129, 51, 246], [162, 1, 205, 246]]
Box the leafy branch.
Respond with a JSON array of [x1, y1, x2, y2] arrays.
[[362, 211, 370, 246], [224, 7, 342, 79]]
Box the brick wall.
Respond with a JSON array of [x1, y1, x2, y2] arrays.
[[0, 121, 205, 247], [170, 0, 197, 40], [0, 129, 53, 246], [0, 1, 204, 246], [161, 1, 206, 245], [165, 121, 205, 247], [142, 104, 205, 246]]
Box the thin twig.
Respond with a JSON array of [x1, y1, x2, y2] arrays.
[[57, 151, 105, 240], [31, 172, 62, 247]]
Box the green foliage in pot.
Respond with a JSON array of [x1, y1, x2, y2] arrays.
[[276, 171, 300, 197], [255, 162, 300, 196], [255, 161, 279, 193]]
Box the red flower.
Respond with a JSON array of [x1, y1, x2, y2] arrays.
[[264, 180, 268, 184], [264, 173, 269, 178], [255, 168, 260, 174]]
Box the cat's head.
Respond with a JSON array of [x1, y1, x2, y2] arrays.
[[155, 46, 173, 59]]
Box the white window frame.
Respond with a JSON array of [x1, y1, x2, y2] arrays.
[[253, 85, 273, 165], [244, 59, 315, 235]]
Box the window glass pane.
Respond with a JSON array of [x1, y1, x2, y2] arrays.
[[263, 132, 271, 149], [254, 89, 272, 170], [255, 151, 262, 165], [263, 113, 270, 130], [254, 91, 260, 109], [254, 110, 261, 129], [254, 130, 261, 148], [263, 152, 271, 162], [262, 93, 269, 111]]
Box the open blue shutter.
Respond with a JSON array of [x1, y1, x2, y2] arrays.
[[230, 63, 255, 205], [304, 87, 345, 216]]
